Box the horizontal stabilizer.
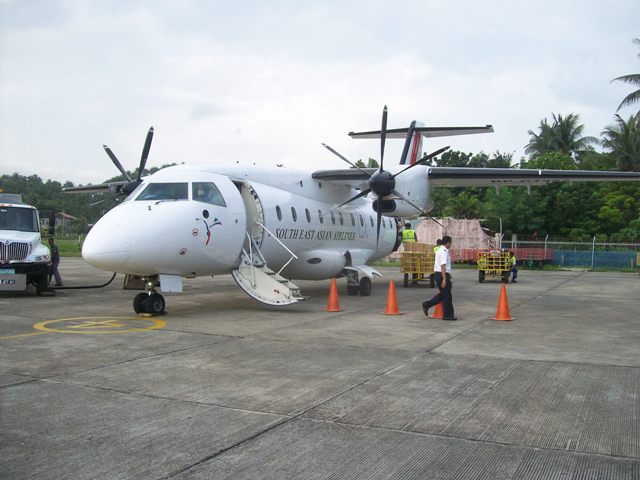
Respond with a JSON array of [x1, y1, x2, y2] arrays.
[[349, 125, 494, 139]]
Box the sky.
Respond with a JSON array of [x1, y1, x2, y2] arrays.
[[1, 0, 639, 185]]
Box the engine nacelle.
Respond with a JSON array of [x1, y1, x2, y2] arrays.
[[372, 169, 433, 218]]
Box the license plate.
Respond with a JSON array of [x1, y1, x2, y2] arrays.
[[0, 273, 26, 290], [0, 268, 15, 274]]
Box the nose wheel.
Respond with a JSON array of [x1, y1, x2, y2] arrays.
[[133, 292, 166, 315]]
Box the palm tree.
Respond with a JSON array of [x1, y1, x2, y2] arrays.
[[612, 38, 640, 113], [601, 114, 640, 171], [525, 113, 596, 158]]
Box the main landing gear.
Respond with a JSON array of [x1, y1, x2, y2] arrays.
[[346, 273, 372, 296], [131, 276, 166, 315]]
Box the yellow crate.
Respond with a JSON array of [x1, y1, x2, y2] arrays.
[[477, 251, 510, 272], [400, 250, 435, 274]]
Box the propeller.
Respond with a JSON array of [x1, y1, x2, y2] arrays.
[[323, 107, 450, 247], [102, 127, 154, 197]]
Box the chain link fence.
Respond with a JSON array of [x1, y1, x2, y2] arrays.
[[501, 237, 640, 270]]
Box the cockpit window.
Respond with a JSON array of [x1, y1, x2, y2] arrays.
[[136, 183, 188, 201], [193, 182, 226, 207]]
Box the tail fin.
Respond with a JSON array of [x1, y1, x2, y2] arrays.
[[404, 121, 424, 165]]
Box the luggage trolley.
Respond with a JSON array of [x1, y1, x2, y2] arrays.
[[400, 243, 436, 288], [477, 250, 510, 283]]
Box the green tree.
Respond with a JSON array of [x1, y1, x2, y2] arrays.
[[525, 113, 596, 158], [612, 38, 640, 114], [521, 151, 577, 170], [442, 192, 484, 219], [600, 114, 640, 171]]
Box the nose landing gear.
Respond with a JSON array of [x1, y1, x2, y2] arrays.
[[130, 276, 166, 315], [133, 292, 166, 315]]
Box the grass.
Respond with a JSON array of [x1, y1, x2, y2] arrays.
[[45, 236, 83, 257]]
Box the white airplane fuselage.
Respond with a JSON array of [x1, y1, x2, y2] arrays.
[[82, 164, 409, 282]]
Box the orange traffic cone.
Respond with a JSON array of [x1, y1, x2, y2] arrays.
[[430, 300, 444, 319], [492, 284, 513, 321], [384, 281, 402, 315], [326, 278, 342, 312]]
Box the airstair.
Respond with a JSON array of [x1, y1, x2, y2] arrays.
[[231, 224, 304, 306]]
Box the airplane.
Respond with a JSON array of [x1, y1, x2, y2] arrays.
[[65, 107, 640, 315]]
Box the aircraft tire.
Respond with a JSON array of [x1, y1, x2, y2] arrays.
[[359, 277, 372, 296], [133, 293, 148, 314], [347, 285, 359, 296], [144, 293, 165, 315]]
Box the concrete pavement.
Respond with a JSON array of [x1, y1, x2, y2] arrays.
[[1, 259, 639, 479]]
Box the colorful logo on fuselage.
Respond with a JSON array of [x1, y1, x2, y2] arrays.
[[202, 218, 222, 246]]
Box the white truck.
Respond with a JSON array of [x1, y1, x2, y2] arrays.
[[0, 193, 52, 294]]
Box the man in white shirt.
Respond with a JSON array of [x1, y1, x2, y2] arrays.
[[422, 235, 456, 320]]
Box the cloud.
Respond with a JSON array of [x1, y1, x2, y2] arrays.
[[1, 0, 639, 184]]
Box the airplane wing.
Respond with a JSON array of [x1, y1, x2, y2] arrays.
[[312, 167, 640, 187], [349, 125, 494, 139], [62, 181, 128, 194], [426, 167, 640, 187]]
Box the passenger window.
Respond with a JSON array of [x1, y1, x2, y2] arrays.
[[350, 213, 355, 226], [276, 205, 282, 221], [369, 216, 374, 228], [305, 208, 311, 223], [331, 212, 336, 225], [318, 210, 324, 224], [291, 207, 297, 222], [136, 183, 188, 201], [192, 182, 226, 207], [359, 214, 364, 227], [338, 212, 344, 225]]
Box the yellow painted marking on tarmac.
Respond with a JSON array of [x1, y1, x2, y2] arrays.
[[33, 316, 166, 334], [0, 331, 50, 340]]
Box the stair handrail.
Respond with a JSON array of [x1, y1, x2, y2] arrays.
[[255, 221, 298, 276]]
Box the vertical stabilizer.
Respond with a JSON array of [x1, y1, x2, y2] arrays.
[[402, 121, 425, 165]]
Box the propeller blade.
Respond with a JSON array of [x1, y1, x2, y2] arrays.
[[399, 120, 416, 165], [103, 145, 131, 181], [375, 200, 383, 248], [333, 188, 371, 210], [392, 146, 450, 178], [391, 189, 425, 215], [427, 217, 445, 228], [137, 126, 154, 181], [321, 143, 371, 177], [379, 105, 388, 172]]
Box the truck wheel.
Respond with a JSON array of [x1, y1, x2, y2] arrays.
[[479, 271, 485, 283], [501, 272, 509, 283], [403, 274, 409, 288], [35, 274, 54, 296]]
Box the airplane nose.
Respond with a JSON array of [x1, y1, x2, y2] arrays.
[[82, 220, 131, 270]]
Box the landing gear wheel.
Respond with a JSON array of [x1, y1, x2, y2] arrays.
[[347, 285, 359, 296], [403, 273, 409, 288], [144, 293, 166, 315], [133, 293, 148, 314], [479, 271, 485, 283], [359, 277, 372, 296]]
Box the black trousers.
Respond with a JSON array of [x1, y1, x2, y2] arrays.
[[428, 272, 454, 318]]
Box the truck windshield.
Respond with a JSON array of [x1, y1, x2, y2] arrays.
[[0, 207, 39, 232]]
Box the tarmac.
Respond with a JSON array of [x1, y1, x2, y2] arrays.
[[1, 258, 639, 479]]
